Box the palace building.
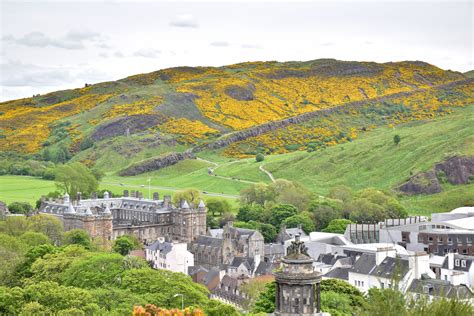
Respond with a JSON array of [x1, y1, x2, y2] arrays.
[[39, 190, 207, 243]]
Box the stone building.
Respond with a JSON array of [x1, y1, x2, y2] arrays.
[[190, 222, 265, 269], [39, 191, 207, 243], [274, 235, 322, 316]]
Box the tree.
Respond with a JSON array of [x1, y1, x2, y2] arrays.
[[0, 216, 29, 236], [271, 179, 312, 211], [312, 205, 342, 230], [61, 253, 124, 288], [219, 212, 235, 227], [283, 212, 316, 234], [256, 222, 277, 243], [14, 244, 58, 281], [252, 281, 275, 313], [236, 204, 264, 222], [113, 236, 135, 256], [269, 204, 298, 227], [328, 185, 353, 203], [323, 219, 353, 234], [63, 229, 92, 249], [240, 183, 276, 206], [393, 134, 401, 146], [19, 232, 51, 247], [206, 216, 219, 229], [54, 162, 98, 198], [363, 288, 406, 316], [172, 188, 201, 206], [27, 214, 64, 244], [206, 199, 231, 216], [30, 245, 90, 283], [7, 202, 33, 214], [347, 198, 385, 223], [256, 153, 265, 162]]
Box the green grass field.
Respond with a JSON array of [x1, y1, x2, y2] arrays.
[[0, 175, 57, 205]]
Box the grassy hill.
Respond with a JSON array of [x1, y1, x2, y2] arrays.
[[0, 59, 471, 159], [1, 59, 473, 214]]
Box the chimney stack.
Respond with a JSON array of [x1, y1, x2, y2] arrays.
[[76, 192, 82, 205], [91, 192, 97, 200], [163, 195, 171, 208], [153, 192, 159, 200]]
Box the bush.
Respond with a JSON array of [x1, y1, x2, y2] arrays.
[[256, 153, 265, 162], [8, 202, 33, 214]]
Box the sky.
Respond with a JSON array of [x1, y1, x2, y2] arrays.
[[0, 0, 472, 101]]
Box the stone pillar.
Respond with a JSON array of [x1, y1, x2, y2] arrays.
[[123, 190, 129, 197], [153, 192, 159, 200], [76, 192, 82, 205], [91, 192, 97, 200], [316, 283, 321, 313]]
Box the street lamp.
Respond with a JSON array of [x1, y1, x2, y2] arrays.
[[173, 293, 184, 310]]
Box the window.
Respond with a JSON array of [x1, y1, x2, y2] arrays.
[[444, 275, 448, 281], [461, 260, 467, 268], [381, 282, 384, 289], [448, 238, 453, 245], [463, 249, 468, 254]]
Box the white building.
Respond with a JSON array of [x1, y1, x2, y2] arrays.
[[145, 237, 194, 274], [440, 253, 474, 287]]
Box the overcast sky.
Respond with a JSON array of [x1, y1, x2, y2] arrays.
[[0, 0, 472, 101]]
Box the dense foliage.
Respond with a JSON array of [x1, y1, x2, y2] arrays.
[[0, 218, 239, 315]]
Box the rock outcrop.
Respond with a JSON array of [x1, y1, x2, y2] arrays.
[[398, 170, 442, 195], [119, 151, 195, 176], [397, 156, 474, 195], [434, 156, 474, 185], [91, 114, 165, 141]]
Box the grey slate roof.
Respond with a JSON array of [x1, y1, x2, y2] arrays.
[[409, 278, 474, 299], [195, 235, 224, 248], [349, 253, 376, 275], [441, 255, 473, 272], [286, 227, 307, 238], [146, 239, 173, 255], [324, 267, 350, 280], [370, 256, 409, 279]]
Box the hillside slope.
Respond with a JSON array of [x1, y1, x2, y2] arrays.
[[0, 60, 465, 153]]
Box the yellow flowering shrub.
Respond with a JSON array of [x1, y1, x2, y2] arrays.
[[159, 118, 219, 143], [0, 94, 113, 153]]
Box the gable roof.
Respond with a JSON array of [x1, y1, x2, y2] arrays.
[[370, 256, 410, 279], [442, 254, 473, 272], [146, 239, 173, 255], [324, 267, 350, 280], [194, 235, 224, 248], [409, 278, 474, 299], [349, 253, 377, 275]]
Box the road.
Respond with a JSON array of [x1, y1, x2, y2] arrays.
[[101, 181, 239, 199]]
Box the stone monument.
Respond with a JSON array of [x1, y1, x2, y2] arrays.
[[274, 234, 322, 316]]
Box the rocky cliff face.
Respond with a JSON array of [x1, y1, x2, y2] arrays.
[[398, 156, 474, 195], [119, 151, 195, 176]]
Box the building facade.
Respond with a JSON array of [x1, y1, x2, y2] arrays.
[[145, 237, 194, 274], [39, 191, 207, 243], [190, 222, 265, 269]]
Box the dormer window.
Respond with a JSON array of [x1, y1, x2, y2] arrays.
[[455, 259, 460, 266], [461, 260, 467, 268]]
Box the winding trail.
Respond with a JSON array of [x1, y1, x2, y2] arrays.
[[259, 165, 276, 183], [196, 157, 258, 184]]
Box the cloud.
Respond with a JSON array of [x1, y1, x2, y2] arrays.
[[3, 30, 104, 50], [113, 51, 125, 58], [133, 48, 161, 58], [169, 14, 199, 28], [241, 44, 262, 49], [320, 42, 335, 46], [363, 41, 375, 45], [0, 61, 74, 87], [210, 41, 230, 47]]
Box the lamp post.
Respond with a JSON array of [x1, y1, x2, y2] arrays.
[[173, 293, 184, 310]]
